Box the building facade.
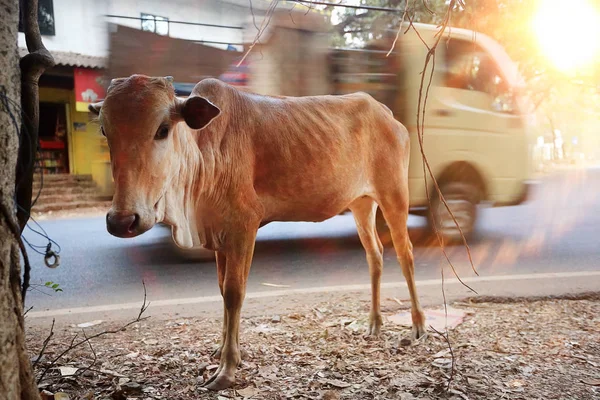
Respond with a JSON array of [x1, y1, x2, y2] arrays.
[[18, 0, 251, 196]]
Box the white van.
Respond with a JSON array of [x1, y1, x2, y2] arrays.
[[329, 23, 533, 242]]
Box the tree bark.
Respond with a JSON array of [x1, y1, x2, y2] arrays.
[[0, 0, 41, 398], [15, 0, 55, 231]]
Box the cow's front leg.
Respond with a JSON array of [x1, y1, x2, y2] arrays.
[[204, 232, 256, 391]]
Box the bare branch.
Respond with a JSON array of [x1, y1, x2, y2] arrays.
[[291, 0, 404, 13], [76, 329, 98, 378], [386, 0, 411, 57], [236, 0, 279, 67], [410, 0, 479, 287], [249, 0, 260, 31]]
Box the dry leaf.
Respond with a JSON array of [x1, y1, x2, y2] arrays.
[[261, 282, 290, 288], [76, 320, 103, 328], [433, 349, 451, 358], [54, 393, 70, 400], [581, 378, 600, 386], [322, 390, 340, 400], [57, 366, 79, 376], [40, 390, 54, 400], [236, 386, 258, 398], [324, 379, 351, 388]]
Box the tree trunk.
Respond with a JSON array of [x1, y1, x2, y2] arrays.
[[0, 0, 41, 398]]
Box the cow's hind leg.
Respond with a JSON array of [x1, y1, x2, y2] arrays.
[[211, 252, 227, 359], [378, 191, 427, 341], [350, 197, 384, 336]]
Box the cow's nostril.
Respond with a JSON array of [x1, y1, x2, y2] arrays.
[[129, 214, 140, 233], [107, 212, 139, 237]]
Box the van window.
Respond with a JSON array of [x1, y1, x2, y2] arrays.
[[443, 39, 514, 112]]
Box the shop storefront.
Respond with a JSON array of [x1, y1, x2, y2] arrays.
[[26, 49, 113, 196]]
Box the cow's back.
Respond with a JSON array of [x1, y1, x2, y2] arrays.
[[194, 80, 408, 222]]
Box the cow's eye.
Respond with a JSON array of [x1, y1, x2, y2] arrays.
[[155, 125, 169, 140]]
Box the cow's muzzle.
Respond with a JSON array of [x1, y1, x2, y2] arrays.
[[106, 211, 140, 238]]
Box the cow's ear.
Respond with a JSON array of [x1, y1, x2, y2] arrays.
[[181, 96, 221, 130], [88, 101, 103, 115]]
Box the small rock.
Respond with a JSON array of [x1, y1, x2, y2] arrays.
[[271, 314, 281, 323], [121, 381, 143, 394], [118, 377, 130, 386], [399, 338, 412, 347]]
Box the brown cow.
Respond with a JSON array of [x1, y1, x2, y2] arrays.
[[89, 74, 426, 390]]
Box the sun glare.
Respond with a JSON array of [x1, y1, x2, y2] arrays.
[[533, 0, 600, 72]]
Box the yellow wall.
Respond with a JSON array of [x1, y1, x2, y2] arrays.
[[39, 87, 113, 195]]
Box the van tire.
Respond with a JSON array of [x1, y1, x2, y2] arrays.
[[428, 182, 479, 244]]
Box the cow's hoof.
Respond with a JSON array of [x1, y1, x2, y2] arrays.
[[203, 370, 235, 391], [412, 310, 427, 341], [397, 323, 427, 347], [412, 323, 428, 342], [368, 313, 383, 337]]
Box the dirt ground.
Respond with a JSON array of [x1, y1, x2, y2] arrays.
[[27, 293, 600, 400]]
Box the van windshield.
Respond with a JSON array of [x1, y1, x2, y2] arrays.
[[443, 38, 515, 112]]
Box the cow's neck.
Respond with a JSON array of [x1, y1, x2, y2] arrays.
[[161, 126, 206, 248]]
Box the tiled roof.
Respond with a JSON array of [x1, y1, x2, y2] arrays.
[[19, 48, 107, 69]]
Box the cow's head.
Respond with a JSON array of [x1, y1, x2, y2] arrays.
[[89, 75, 220, 240]]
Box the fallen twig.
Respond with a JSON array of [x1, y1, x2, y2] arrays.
[[430, 324, 455, 391], [32, 318, 55, 368], [76, 329, 98, 378], [37, 281, 150, 384]]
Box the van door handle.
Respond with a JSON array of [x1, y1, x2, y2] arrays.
[[434, 109, 453, 117]]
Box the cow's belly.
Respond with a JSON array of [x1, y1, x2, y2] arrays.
[[259, 186, 368, 223]]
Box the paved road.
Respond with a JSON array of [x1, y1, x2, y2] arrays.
[[24, 168, 600, 319]]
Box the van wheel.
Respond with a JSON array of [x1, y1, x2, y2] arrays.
[[428, 182, 479, 244]]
